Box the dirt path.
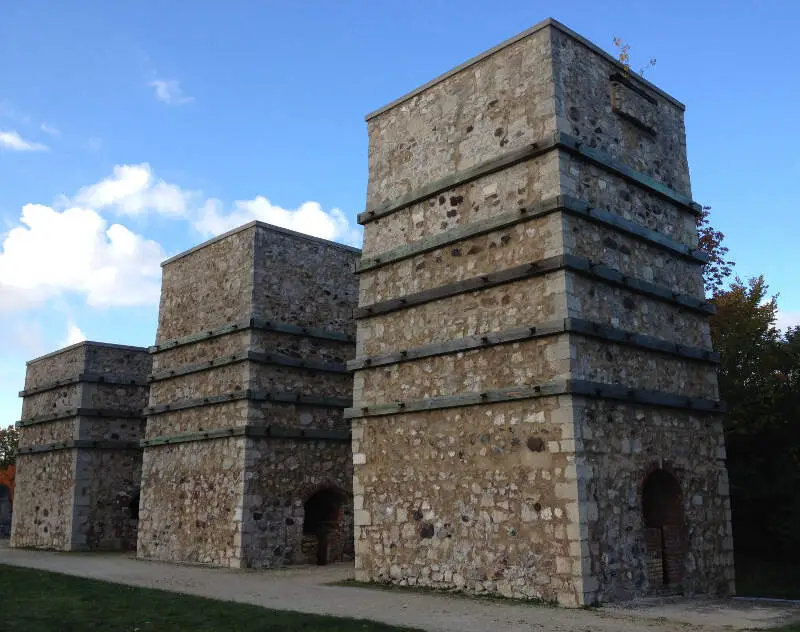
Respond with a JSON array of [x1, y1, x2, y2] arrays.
[[0, 543, 796, 632]]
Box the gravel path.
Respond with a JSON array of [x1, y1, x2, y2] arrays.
[[1, 543, 796, 632]]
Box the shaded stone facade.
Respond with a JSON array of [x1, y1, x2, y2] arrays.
[[136, 222, 360, 568], [350, 18, 733, 605], [11, 342, 150, 551]]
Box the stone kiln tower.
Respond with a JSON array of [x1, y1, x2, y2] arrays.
[[11, 342, 150, 550], [349, 19, 734, 604], [137, 222, 360, 568]]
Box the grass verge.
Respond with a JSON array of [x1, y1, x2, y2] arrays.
[[0, 564, 422, 632]]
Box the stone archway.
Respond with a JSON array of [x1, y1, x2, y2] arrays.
[[642, 468, 684, 589], [302, 487, 346, 565], [0, 484, 11, 538]]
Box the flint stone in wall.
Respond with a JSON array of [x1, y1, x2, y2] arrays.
[[551, 29, 691, 196], [366, 27, 556, 208], [565, 273, 712, 349], [362, 154, 561, 257], [357, 272, 567, 356], [574, 398, 732, 600], [360, 212, 563, 304]]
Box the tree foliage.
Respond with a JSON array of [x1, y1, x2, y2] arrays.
[[0, 425, 19, 469], [710, 277, 800, 561], [697, 206, 736, 296]]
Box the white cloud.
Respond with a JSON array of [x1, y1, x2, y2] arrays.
[[149, 79, 193, 105], [0, 203, 165, 311], [61, 321, 87, 347], [74, 163, 192, 217], [194, 197, 363, 247], [0, 130, 48, 152], [777, 310, 800, 333], [40, 122, 60, 137]]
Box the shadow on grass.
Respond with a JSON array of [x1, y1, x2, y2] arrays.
[[0, 564, 423, 632]]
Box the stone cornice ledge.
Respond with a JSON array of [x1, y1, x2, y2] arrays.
[[140, 424, 350, 448], [348, 317, 718, 371], [345, 379, 724, 420], [144, 389, 352, 417], [358, 132, 701, 225], [18, 440, 140, 455], [355, 253, 713, 320], [356, 194, 707, 274]]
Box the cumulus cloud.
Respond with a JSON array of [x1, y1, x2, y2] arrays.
[[0, 203, 165, 311], [777, 310, 800, 333], [0, 130, 48, 152], [194, 197, 363, 247], [149, 79, 193, 105], [73, 163, 192, 217]]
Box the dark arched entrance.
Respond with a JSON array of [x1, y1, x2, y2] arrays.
[[0, 485, 11, 538], [642, 469, 684, 589], [302, 487, 345, 565]]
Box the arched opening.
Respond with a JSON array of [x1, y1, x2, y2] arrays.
[[0, 485, 11, 538], [302, 487, 345, 566], [128, 493, 140, 521], [642, 469, 684, 588]]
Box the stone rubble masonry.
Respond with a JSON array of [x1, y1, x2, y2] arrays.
[[11, 342, 151, 551], [352, 17, 733, 606], [137, 221, 360, 569]]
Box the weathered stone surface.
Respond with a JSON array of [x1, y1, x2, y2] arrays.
[[366, 26, 556, 209], [356, 335, 571, 404], [352, 398, 580, 603], [562, 214, 704, 299], [573, 398, 734, 601], [565, 273, 712, 349], [137, 438, 246, 567], [550, 28, 691, 196], [357, 272, 567, 356], [11, 342, 150, 552], [10, 451, 76, 550], [355, 18, 731, 606], [241, 438, 353, 568], [360, 212, 563, 304], [139, 222, 358, 569], [362, 154, 561, 256]]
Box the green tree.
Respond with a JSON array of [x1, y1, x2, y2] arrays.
[[710, 277, 800, 560], [697, 206, 735, 296], [0, 425, 19, 468]]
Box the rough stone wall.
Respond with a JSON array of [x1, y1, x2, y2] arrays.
[[11, 342, 150, 551], [241, 438, 353, 568], [352, 398, 581, 602], [353, 18, 732, 606], [139, 222, 359, 568], [574, 398, 734, 601], [72, 448, 142, 550], [10, 451, 76, 550], [365, 26, 556, 210], [137, 438, 247, 567]]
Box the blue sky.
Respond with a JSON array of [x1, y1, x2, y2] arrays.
[[1, 0, 798, 424]]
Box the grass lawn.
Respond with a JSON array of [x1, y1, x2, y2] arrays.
[[0, 564, 423, 632]]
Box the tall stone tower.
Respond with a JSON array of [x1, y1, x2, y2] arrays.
[[137, 222, 360, 568], [349, 18, 733, 605], [11, 342, 150, 551]]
